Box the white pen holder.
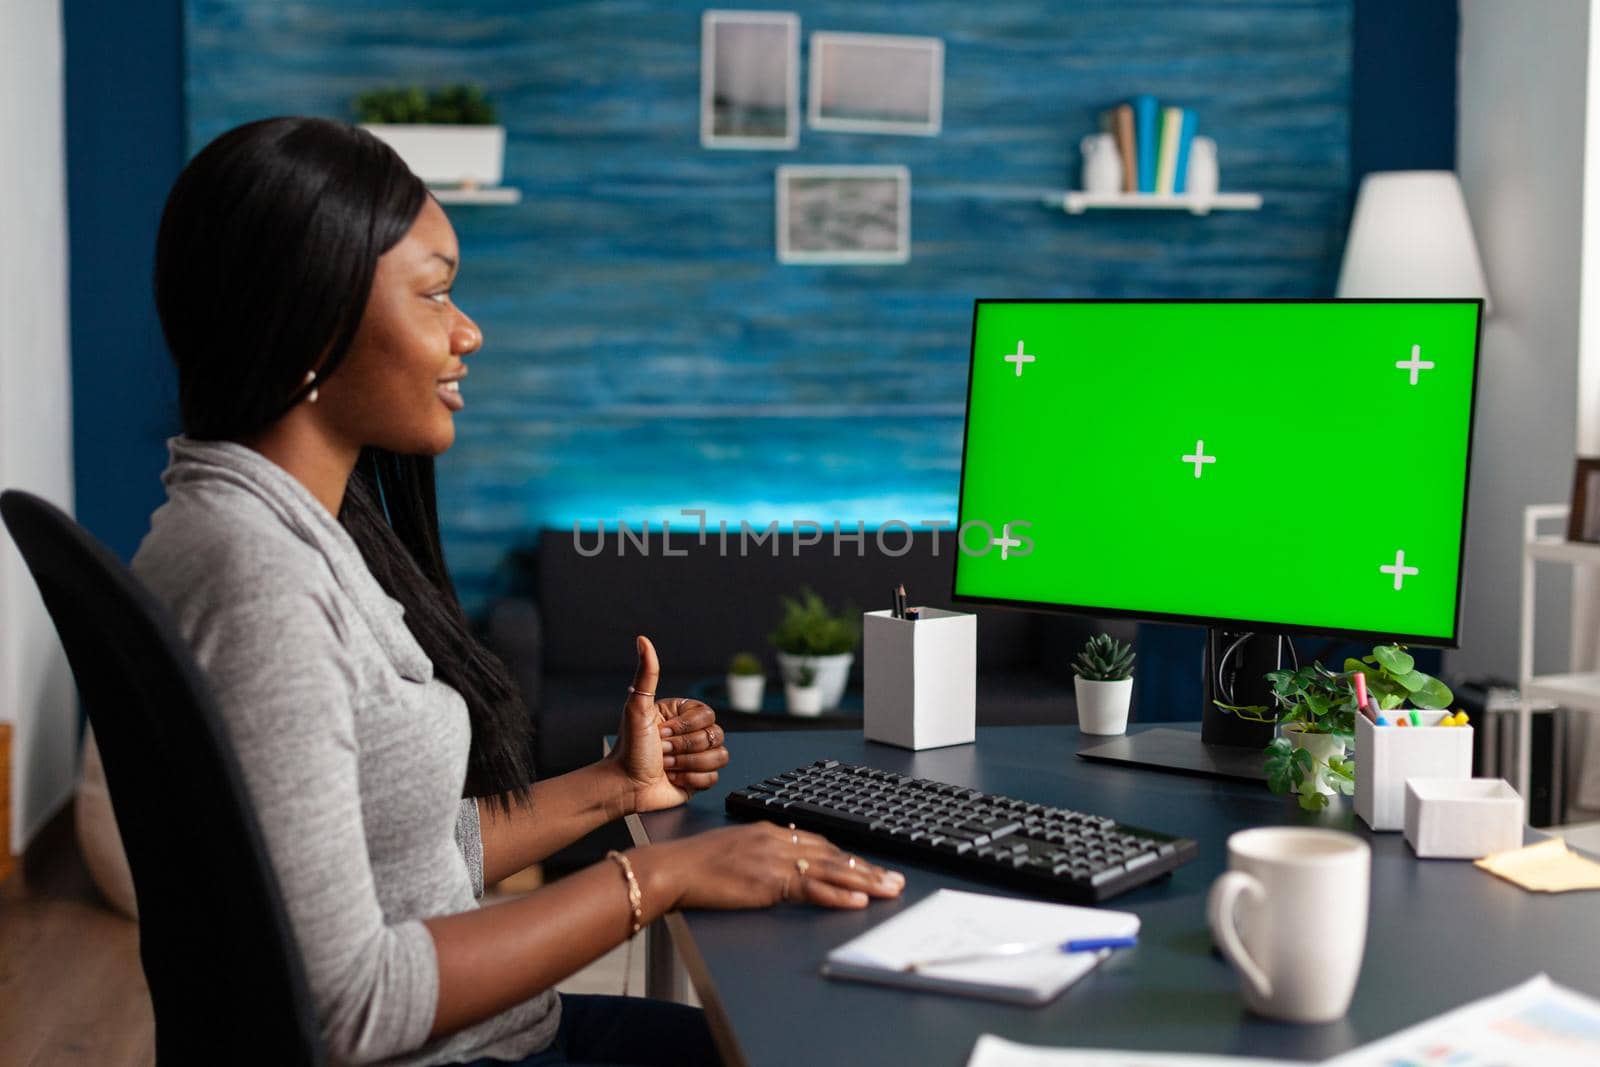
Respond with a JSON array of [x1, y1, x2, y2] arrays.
[[863, 608, 976, 750], [1355, 712, 1472, 831]]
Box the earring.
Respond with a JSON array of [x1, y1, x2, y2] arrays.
[[303, 369, 319, 404]]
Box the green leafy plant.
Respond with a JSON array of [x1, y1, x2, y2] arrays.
[[727, 652, 763, 676], [1218, 644, 1453, 812], [1072, 633, 1135, 681], [769, 588, 860, 657], [354, 85, 498, 125]]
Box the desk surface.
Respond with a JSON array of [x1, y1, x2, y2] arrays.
[[633, 725, 1600, 1067]]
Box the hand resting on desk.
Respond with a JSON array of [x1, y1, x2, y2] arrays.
[[617, 636, 906, 910]]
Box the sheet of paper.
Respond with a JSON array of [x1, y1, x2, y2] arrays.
[[965, 1036, 1296, 1067], [828, 888, 1139, 993], [1475, 837, 1600, 892], [1324, 974, 1600, 1067]]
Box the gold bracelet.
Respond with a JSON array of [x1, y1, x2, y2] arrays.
[[607, 849, 644, 938]]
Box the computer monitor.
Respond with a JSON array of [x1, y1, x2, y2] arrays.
[[952, 299, 1483, 777]]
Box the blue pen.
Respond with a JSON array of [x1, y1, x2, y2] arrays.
[[902, 935, 1138, 972]]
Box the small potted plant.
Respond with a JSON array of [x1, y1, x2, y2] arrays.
[[1073, 633, 1136, 735], [725, 652, 766, 713], [1217, 644, 1452, 812], [355, 84, 506, 188], [785, 663, 823, 717], [769, 587, 860, 712]]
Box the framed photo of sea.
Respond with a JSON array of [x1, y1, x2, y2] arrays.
[[700, 10, 800, 149], [776, 165, 911, 265], [807, 32, 943, 136]]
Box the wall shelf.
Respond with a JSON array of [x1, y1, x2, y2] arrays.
[[1047, 191, 1263, 216], [432, 186, 522, 205]]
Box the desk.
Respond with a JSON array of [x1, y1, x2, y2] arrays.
[[627, 725, 1600, 1067]]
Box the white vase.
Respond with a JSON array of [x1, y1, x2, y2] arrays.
[[360, 124, 506, 186], [1185, 136, 1218, 200], [1080, 132, 1123, 194], [725, 673, 765, 713], [1074, 677, 1133, 736], [776, 651, 854, 711], [1283, 724, 1347, 796], [786, 684, 824, 717]]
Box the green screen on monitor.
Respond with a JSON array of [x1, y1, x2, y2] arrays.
[[952, 300, 1483, 645]]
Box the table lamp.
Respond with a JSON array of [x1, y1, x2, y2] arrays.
[[1336, 171, 1492, 314]]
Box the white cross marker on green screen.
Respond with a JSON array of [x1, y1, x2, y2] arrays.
[[1380, 550, 1420, 590], [992, 523, 1024, 560], [1004, 341, 1035, 377], [1396, 344, 1435, 385], [1182, 440, 1216, 478]]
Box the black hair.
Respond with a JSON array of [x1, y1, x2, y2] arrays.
[[154, 116, 534, 811]]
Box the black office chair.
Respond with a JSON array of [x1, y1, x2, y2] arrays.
[[0, 490, 325, 1065]]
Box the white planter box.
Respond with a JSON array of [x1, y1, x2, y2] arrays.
[[775, 651, 853, 711], [862, 608, 975, 750], [785, 685, 823, 716], [1355, 712, 1472, 831], [1074, 676, 1132, 735], [726, 673, 765, 713], [361, 124, 505, 187], [1404, 778, 1523, 859]]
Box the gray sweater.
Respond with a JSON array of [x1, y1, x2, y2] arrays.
[[132, 437, 559, 1066]]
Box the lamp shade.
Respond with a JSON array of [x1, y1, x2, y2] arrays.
[[1336, 171, 1491, 313]]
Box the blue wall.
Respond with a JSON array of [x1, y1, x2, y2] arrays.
[[185, 0, 1354, 613], [64, 0, 186, 563], [68, 2, 1458, 632]]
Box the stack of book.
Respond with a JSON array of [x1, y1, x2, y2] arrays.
[[1100, 96, 1198, 196]]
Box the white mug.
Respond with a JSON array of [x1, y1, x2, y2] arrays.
[[1207, 827, 1370, 1023]]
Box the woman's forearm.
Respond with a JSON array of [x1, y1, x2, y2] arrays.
[[476, 759, 634, 885], [425, 844, 681, 1039]]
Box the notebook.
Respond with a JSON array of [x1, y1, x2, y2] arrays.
[[821, 888, 1140, 1005]]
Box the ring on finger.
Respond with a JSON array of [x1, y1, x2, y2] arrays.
[[846, 856, 857, 870], [788, 822, 799, 846], [795, 857, 810, 877]]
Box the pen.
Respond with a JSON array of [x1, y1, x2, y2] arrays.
[[894, 583, 907, 620], [901, 935, 1138, 972], [1354, 672, 1378, 723]]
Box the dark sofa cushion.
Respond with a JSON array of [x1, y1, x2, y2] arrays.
[[536, 527, 1050, 680]]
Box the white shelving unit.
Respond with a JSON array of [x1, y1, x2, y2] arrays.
[[1518, 503, 1600, 817], [432, 186, 522, 205], [1047, 191, 1263, 216]]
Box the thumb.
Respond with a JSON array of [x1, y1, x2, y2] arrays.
[[627, 635, 661, 720]]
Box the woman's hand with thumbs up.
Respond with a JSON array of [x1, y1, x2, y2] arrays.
[[613, 635, 730, 815]]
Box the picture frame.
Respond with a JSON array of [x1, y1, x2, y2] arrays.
[[807, 32, 943, 136], [700, 10, 800, 150], [1567, 457, 1600, 542], [776, 165, 911, 265]]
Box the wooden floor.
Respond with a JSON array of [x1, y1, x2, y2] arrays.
[[0, 805, 154, 1066], [0, 803, 639, 1066]]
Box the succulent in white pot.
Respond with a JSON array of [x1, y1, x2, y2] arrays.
[[769, 587, 860, 711], [725, 652, 766, 713], [1072, 633, 1136, 736]]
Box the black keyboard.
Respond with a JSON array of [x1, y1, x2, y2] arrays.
[[726, 760, 1198, 904]]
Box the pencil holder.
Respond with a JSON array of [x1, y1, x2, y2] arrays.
[[1354, 711, 1472, 831], [863, 608, 976, 750]]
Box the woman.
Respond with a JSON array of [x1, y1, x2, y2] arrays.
[[134, 116, 904, 1067]]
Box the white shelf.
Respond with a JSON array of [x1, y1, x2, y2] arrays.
[[431, 186, 522, 205], [1525, 672, 1600, 712], [1049, 191, 1263, 216], [1526, 535, 1600, 564]]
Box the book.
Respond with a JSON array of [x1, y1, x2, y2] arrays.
[[1132, 95, 1159, 194], [1155, 106, 1185, 195], [1172, 108, 1198, 194], [1112, 103, 1137, 193], [821, 888, 1140, 1005]]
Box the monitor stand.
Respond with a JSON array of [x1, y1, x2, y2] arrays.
[[1076, 628, 1283, 783]]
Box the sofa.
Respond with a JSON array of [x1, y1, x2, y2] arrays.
[[485, 527, 1148, 780]]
